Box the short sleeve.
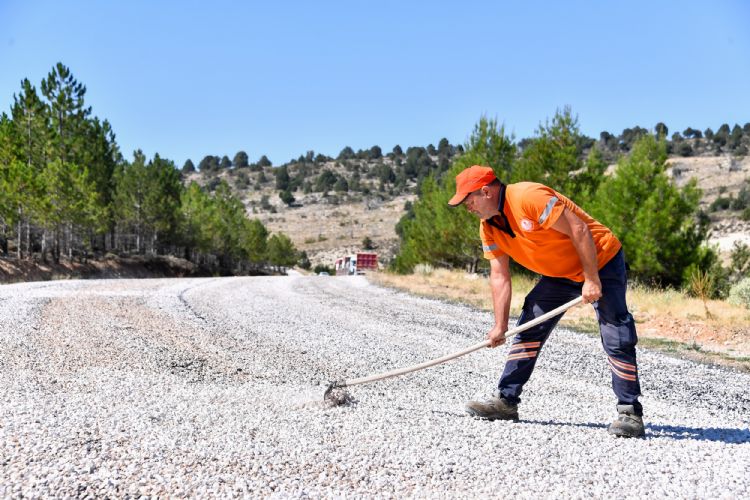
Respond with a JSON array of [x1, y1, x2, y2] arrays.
[[480, 221, 505, 260], [521, 184, 564, 230]]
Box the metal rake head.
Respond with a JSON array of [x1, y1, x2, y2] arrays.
[[323, 380, 355, 406]]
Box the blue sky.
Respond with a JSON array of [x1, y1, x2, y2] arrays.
[[1, 1, 749, 167]]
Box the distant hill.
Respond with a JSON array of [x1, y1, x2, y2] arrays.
[[184, 149, 749, 268]]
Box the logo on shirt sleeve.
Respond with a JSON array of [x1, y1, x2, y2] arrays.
[[520, 218, 534, 231]]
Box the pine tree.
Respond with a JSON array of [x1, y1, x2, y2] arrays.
[[80, 117, 120, 251], [38, 63, 102, 259], [210, 181, 246, 268], [9, 80, 48, 257], [337, 147, 355, 160], [588, 135, 706, 287], [144, 154, 182, 252], [258, 155, 272, 167], [180, 182, 214, 258], [38, 158, 103, 261], [393, 117, 515, 272], [0, 112, 37, 258], [182, 159, 196, 173], [113, 151, 182, 254], [113, 151, 150, 253], [198, 155, 219, 172], [233, 151, 249, 169], [40, 63, 89, 165], [266, 233, 298, 271], [240, 218, 268, 266], [10, 79, 47, 173], [512, 106, 600, 204], [275, 165, 290, 190]]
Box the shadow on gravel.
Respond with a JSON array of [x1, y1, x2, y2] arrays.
[[646, 424, 750, 444], [524, 419, 750, 444], [524, 419, 607, 430]]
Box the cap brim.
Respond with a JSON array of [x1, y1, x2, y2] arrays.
[[447, 192, 469, 207]]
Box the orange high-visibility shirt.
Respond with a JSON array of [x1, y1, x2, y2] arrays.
[[480, 182, 621, 282]]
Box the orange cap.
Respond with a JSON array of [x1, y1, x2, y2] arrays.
[[448, 165, 497, 206]]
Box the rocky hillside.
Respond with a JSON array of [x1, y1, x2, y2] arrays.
[[666, 155, 750, 253], [185, 153, 749, 268], [184, 152, 428, 267]]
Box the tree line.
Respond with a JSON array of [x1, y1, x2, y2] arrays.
[[185, 138, 461, 210], [186, 119, 750, 216], [0, 63, 298, 274], [595, 122, 750, 160], [394, 109, 749, 298]]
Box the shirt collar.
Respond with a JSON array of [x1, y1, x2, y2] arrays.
[[486, 184, 515, 237]]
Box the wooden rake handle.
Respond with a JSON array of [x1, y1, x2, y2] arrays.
[[324, 295, 583, 397]]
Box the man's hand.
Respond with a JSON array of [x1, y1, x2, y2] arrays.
[[551, 208, 603, 305], [487, 323, 509, 348], [582, 277, 602, 304]]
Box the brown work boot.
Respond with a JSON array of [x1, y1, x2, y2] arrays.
[[608, 404, 645, 438], [465, 391, 519, 421]]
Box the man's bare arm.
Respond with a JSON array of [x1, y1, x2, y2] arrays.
[[550, 207, 602, 303], [487, 255, 512, 347]]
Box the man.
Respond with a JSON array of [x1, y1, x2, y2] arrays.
[[449, 165, 644, 438]]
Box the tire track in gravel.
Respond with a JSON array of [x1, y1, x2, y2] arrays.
[[172, 275, 498, 392], [2, 279, 251, 390]]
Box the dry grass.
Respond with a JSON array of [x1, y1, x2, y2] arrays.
[[627, 282, 748, 327], [369, 268, 750, 369], [369, 269, 543, 322]]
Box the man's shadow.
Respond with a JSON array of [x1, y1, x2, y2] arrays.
[[523, 419, 750, 444]]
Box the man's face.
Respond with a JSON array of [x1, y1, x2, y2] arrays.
[[463, 187, 496, 219]]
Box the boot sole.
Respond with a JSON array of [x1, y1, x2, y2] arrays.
[[465, 407, 519, 421], [608, 427, 645, 438]]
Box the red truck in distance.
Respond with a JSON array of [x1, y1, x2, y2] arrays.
[[334, 253, 378, 276]]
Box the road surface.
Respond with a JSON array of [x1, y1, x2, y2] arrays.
[[0, 276, 748, 497]]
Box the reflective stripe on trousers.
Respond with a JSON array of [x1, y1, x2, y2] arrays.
[[497, 249, 642, 414]]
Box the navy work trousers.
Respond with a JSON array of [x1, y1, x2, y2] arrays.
[[497, 249, 643, 415]]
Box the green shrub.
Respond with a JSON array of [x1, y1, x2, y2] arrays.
[[730, 185, 749, 210], [313, 264, 334, 275], [709, 196, 732, 211], [730, 241, 750, 279], [728, 277, 750, 309], [677, 142, 693, 157], [298, 251, 311, 270], [260, 195, 272, 210]]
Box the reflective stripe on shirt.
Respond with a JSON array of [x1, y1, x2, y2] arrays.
[[538, 196, 559, 225]]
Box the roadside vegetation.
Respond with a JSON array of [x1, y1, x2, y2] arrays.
[[393, 111, 750, 302], [1, 62, 748, 290], [370, 268, 750, 371], [384, 112, 749, 369], [0, 63, 297, 275]]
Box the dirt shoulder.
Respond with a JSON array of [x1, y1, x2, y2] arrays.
[[369, 270, 750, 372], [0, 255, 209, 284]]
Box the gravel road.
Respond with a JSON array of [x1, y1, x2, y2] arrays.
[[1, 276, 748, 498]]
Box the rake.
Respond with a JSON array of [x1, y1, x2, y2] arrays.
[[324, 296, 583, 402]]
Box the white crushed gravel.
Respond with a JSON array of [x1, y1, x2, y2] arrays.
[[0, 275, 748, 498]]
